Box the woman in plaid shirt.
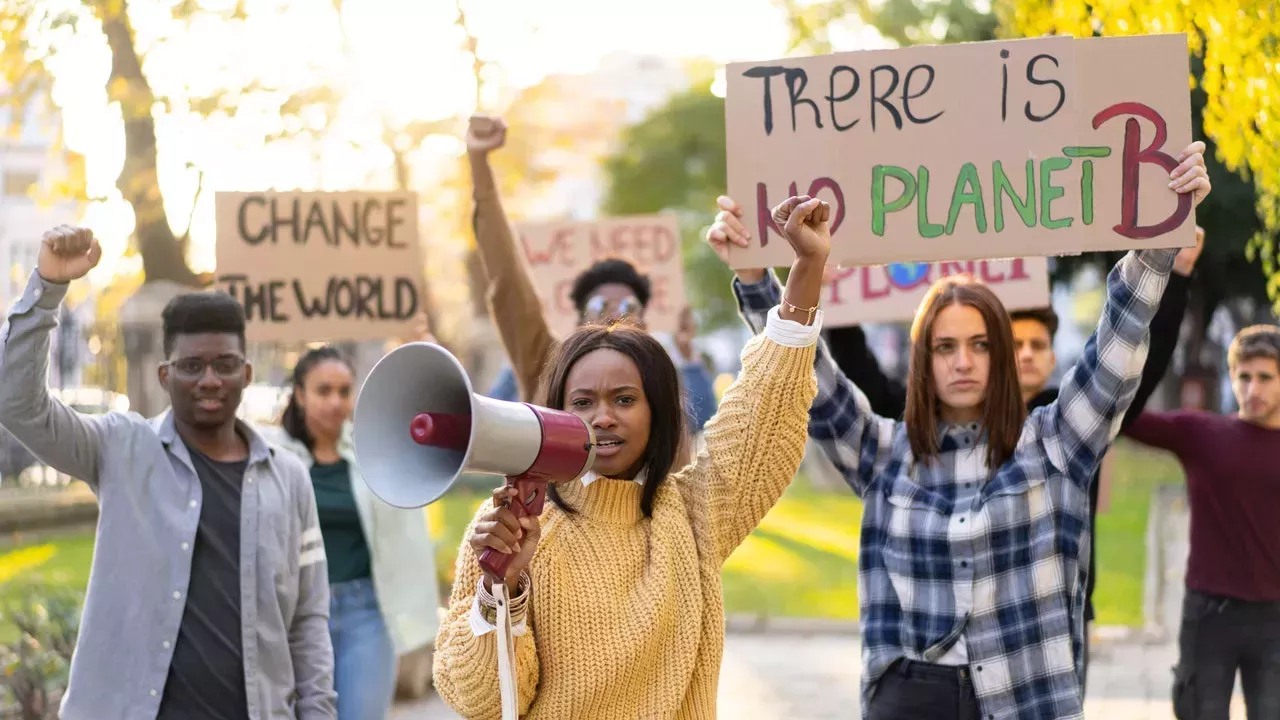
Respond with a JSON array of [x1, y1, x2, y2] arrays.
[[706, 141, 1211, 720]]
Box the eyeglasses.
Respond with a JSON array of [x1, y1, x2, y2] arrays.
[[583, 295, 642, 322], [165, 354, 247, 381]]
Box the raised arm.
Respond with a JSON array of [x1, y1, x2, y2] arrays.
[[686, 307, 819, 562], [681, 196, 826, 562], [467, 115, 557, 402], [0, 228, 121, 491], [1118, 231, 1199, 432], [287, 460, 337, 719], [709, 197, 896, 498], [1041, 248, 1175, 480], [434, 500, 540, 720], [1042, 142, 1210, 482]]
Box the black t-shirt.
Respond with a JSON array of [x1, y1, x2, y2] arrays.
[[156, 447, 250, 720]]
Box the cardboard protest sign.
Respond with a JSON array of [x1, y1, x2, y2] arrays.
[[514, 215, 686, 336], [822, 256, 1051, 327], [214, 191, 424, 343], [725, 34, 1196, 270]]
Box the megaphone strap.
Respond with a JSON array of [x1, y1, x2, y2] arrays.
[[495, 581, 520, 720]]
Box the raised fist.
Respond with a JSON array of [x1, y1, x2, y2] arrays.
[[37, 225, 102, 284], [465, 115, 507, 155], [771, 196, 831, 262]]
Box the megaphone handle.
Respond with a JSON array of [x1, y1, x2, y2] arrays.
[[478, 475, 547, 580]]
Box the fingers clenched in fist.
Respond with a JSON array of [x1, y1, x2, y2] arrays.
[[771, 196, 831, 262], [469, 485, 541, 589], [38, 225, 103, 284], [466, 114, 508, 155]]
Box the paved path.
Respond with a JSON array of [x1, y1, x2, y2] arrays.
[[393, 487, 1248, 719]]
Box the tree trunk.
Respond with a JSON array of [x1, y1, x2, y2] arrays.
[[390, 147, 448, 352], [98, 0, 201, 288]]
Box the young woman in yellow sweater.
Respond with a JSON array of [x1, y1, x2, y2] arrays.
[[432, 195, 831, 719]]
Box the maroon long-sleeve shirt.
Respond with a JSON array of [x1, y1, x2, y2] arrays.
[[1125, 411, 1280, 601]]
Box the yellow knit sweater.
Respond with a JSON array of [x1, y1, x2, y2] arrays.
[[433, 331, 818, 719]]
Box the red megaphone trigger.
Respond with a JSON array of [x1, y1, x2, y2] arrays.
[[409, 412, 472, 452]]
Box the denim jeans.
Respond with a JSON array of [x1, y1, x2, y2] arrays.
[[330, 577, 396, 720], [1173, 589, 1280, 720]]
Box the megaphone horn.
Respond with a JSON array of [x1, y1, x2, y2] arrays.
[[353, 342, 597, 578]]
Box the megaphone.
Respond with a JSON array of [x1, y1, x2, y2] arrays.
[[353, 342, 597, 578]]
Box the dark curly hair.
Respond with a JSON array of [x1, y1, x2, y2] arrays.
[[161, 292, 246, 358], [569, 259, 652, 315]]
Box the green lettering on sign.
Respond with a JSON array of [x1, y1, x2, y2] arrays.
[[1038, 157, 1072, 230], [871, 165, 917, 236], [916, 167, 945, 239], [993, 160, 1036, 233], [1063, 145, 1109, 227], [946, 162, 987, 235]]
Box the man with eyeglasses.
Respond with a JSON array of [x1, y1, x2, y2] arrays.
[[468, 115, 718, 433], [0, 225, 336, 720]]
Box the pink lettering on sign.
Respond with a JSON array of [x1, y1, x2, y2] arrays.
[[818, 257, 1050, 327], [825, 268, 858, 305], [591, 223, 679, 266], [552, 279, 576, 315], [521, 227, 577, 268], [516, 215, 687, 336], [755, 177, 847, 248], [861, 268, 891, 300], [648, 276, 672, 314]]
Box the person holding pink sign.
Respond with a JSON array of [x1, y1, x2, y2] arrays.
[[464, 115, 719, 437], [817, 231, 1203, 692], [706, 141, 1210, 719]]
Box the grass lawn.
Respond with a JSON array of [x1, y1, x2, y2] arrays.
[[1091, 441, 1185, 626], [0, 440, 1187, 635]]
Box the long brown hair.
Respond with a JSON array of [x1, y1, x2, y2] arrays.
[[904, 275, 1025, 471]]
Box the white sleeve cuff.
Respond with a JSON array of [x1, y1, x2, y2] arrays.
[[468, 587, 528, 637], [764, 306, 824, 348]]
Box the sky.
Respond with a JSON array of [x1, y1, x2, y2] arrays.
[[32, 0, 814, 285]]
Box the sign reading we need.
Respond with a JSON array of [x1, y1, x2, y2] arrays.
[[515, 215, 687, 336], [724, 34, 1196, 270], [214, 191, 425, 343]]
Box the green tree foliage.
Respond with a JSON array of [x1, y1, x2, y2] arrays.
[[995, 0, 1279, 312], [0, 582, 81, 720]]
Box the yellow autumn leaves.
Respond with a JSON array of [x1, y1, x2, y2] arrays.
[[995, 0, 1280, 305]]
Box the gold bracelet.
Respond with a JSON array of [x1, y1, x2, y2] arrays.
[[478, 572, 532, 625], [781, 295, 819, 326]]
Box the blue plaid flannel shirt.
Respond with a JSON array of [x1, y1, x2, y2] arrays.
[[732, 249, 1176, 720]]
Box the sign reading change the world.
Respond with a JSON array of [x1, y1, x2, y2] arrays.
[[214, 191, 425, 343]]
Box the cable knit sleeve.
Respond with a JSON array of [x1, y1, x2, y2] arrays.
[[433, 502, 540, 719], [678, 307, 819, 565]]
